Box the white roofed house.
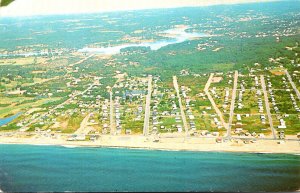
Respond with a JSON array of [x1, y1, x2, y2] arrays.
[[237, 114, 242, 121], [278, 118, 286, 129]]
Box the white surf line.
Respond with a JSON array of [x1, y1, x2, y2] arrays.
[[227, 71, 238, 138], [143, 76, 152, 136], [173, 76, 189, 135], [204, 73, 229, 131]]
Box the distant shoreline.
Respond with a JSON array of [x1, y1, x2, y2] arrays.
[[0, 0, 280, 18], [0, 135, 299, 155]]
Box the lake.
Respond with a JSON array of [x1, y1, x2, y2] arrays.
[[78, 27, 207, 55], [0, 112, 22, 127]]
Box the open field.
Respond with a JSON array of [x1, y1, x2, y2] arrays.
[[0, 57, 47, 66], [0, 97, 61, 118]]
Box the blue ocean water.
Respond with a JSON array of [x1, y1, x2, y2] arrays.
[[0, 144, 299, 192]]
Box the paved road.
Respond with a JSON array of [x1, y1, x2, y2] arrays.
[[109, 91, 115, 135], [285, 69, 300, 100], [204, 73, 229, 131], [143, 76, 152, 136], [204, 73, 214, 91], [260, 75, 276, 139], [69, 54, 94, 67], [227, 71, 238, 138], [173, 76, 189, 135]]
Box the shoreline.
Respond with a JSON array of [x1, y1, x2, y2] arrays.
[[0, 135, 299, 155], [2, 142, 300, 156]]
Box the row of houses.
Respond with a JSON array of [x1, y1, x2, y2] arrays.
[[290, 93, 300, 112], [150, 76, 184, 134], [223, 88, 230, 110], [181, 85, 196, 131], [237, 80, 246, 109]]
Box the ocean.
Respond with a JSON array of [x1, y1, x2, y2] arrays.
[[0, 144, 299, 192]]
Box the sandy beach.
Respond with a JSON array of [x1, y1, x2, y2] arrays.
[[0, 135, 299, 154]]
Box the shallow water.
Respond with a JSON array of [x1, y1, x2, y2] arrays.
[[0, 144, 299, 192], [0, 112, 22, 127]]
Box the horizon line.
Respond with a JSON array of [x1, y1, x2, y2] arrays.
[[0, 0, 283, 18]]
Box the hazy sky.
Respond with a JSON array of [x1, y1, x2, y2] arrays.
[[0, 0, 277, 17]]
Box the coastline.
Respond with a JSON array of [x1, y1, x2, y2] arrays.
[[0, 135, 299, 154]]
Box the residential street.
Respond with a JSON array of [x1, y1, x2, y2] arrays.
[[260, 75, 276, 139], [173, 76, 189, 135], [143, 76, 152, 136], [228, 71, 238, 138]]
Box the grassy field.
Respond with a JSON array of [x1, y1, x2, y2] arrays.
[[0, 97, 62, 118], [234, 90, 266, 114], [0, 57, 47, 66], [233, 114, 271, 135], [272, 114, 300, 135]]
